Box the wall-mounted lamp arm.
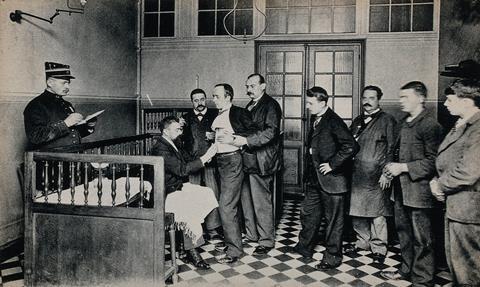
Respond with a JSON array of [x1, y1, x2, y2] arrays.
[[10, 10, 53, 24]]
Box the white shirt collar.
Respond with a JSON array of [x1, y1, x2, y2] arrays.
[[194, 108, 207, 116], [252, 93, 265, 103]]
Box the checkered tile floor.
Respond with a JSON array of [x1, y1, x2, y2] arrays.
[[1, 199, 452, 286]]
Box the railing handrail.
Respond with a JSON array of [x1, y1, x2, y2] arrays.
[[42, 133, 159, 153]]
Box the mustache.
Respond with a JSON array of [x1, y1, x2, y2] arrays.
[[363, 103, 372, 107]]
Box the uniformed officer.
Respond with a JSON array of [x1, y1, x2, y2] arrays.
[[24, 62, 96, 150]]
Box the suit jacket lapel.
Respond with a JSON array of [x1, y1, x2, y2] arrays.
[[311, 108, 331, 139], [160, 137, 183, 160], [438, 112, 480, 154]]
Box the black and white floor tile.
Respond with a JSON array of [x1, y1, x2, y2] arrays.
[[0, 199, 452, 286]]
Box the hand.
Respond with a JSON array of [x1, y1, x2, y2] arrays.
[[429, 178, 445, 202], [178, 117, 186, 127], [200, 143, 218, 164], [64, 113, 84, 127], [319, 163, 332, 175], [205, 131, 215, 141], [384, 162, 407, 178], [232, 135, 248, 147], [379, 174, 391, 190]]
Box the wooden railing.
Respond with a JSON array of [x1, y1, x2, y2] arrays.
[[142, 108, 190, 133]]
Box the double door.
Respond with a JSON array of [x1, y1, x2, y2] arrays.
[[257, 41, 363, 194]]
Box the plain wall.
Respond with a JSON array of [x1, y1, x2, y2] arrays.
[[0, 0, 138, 246]]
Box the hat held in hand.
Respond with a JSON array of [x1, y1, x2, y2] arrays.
[[45, 62, 75, 80]]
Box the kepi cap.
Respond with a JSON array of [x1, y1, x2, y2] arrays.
[[45, 62, 75, 80]]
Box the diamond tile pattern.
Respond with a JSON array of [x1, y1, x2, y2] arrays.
[[1, 199, 453, 286]]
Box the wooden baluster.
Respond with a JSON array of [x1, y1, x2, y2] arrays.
[[111, 164, 117, 206], [97, 164, 103, 206], [125, 164, 130, 207], [44, 161, 49, 203], [139, 165, 144, 208], [70, 162, 75, 205], [84, 162, 89, 205], [76, 162, 81, 186], [57, 162, 63, 203]]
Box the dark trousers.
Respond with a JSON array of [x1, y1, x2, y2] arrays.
[[394, 192, 435, 287], [216, 152, 244, 257], [243, 174, 275, 247], [189, 165, 221, 232], [445, 219, 480, 286], [241, 177, 259, 241], [298, 186, 344, 266]]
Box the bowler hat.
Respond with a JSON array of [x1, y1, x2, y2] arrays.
[[440, 59, 480, 80]]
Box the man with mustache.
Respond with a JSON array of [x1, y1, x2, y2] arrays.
[[180, 88, 223, 241], [24, 62, 96, 151], [346, 86, 397, 264]]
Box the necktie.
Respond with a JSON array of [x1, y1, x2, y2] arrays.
[[247, 101, 257, 111], [314, 116, 321, 127]]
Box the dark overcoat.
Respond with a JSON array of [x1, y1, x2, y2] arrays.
[[349, 110, 396, 217]]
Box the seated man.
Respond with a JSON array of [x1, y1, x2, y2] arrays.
[[151, 116, 218, 270]]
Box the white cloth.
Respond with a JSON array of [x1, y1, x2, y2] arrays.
[[165, 183, 218, 241], [35, 177, 152, 206], [211, 104, 239, 153]]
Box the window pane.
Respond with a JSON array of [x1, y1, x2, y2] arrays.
[[335, 51, 353, 73], [335, 74, 353, 95], [311, 7, 332, 33], [235, 9, 253, 35], [287, 8, 309, 33], [159, 13, 174, 36], [413, 0, 433, 3], [266, 52, 284, 73], [312, 0, 333, 5], [266, 0, 288, 7], [218, 0, 234, 9], [266, 74, 284, 95], [370, 0, 389, 3], [284, 97, 302, 117], [315, 75, 333, 95], [237, 0, 253, 8], [333, 97, 352, 118], [198, 11, 215, 35], [284, 120, 302, 140], [145, 0, 159, 12], [392, 0, 411, 3], [217, 10, 234, 35], [333, 6, 355, 32], [315, 52, 334, 73], [369, 5, 389, 32], [413, 4, 433, 31], [285, 75, 303, 95], [266, 9, 287, 34], [285, 52, 303, 73], [199, 0, 215, 10], [391, 5, 411, 32], [144, 14, 158, 37], [160, 0, 174, 11], [283, 149, 299, 184]]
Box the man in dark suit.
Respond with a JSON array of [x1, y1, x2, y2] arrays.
[[223, 74, 282, 255], [151, 116, 218, 270], [181, 88, 222, 241], [292, 86, 358, 270], [380, 81, 444, 286], [24, 62, 96, 151], [211, 83, 257, 264]]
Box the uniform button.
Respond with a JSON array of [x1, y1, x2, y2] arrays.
[[72, 134, 76, 137]]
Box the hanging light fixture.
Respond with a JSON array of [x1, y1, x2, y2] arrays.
[[223, 0, 267, 43], [10, 0, 87, 24]]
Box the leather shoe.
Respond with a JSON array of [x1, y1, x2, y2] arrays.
[[380, 271, 408, 281], [253, 246, 272, 255], [343, 243, 364, 253], [289, 245, 313, 259], [215, 254, 238, 264], [185, 248, 210, 270], [214, 242, 227, 252], [372, 252, 386, 264], [208, 231, 224, 241], [315, 261, 340, 270]]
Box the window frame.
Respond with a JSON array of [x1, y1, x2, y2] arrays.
[[142, 0, 177, 38]]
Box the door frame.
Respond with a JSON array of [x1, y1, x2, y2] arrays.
[[255, 39, 365, 195]]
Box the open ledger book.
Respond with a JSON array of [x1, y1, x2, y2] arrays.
[[75, 110, 105, 126]]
